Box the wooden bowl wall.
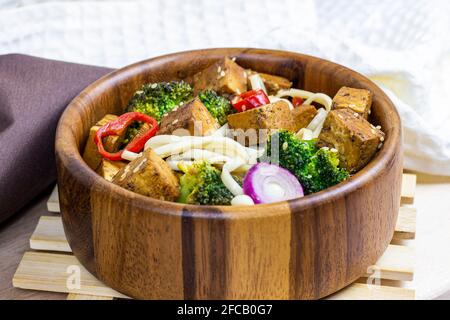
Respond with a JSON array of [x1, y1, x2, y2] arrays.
[[55, 48, 402, 299]]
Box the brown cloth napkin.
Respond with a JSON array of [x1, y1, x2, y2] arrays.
[[0, 54, 112, 223]]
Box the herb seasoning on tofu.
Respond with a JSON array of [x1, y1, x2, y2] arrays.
[[82, 56, 385, 206]]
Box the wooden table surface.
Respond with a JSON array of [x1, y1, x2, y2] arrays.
[[1, 176, 450, 300]]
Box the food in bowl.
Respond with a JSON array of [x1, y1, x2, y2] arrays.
[[82, 57, 385, 206]]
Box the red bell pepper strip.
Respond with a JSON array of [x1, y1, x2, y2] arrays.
[[232, 89, 270, 112], [292, 97, 304, 107], [94, 112, 158, 161]]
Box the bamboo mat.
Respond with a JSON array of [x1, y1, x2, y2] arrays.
[[14, 173, 417, 300]]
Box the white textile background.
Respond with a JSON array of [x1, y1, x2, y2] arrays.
[[1, 0, 449, 175], [1, 0, 450, 300], [1, 0, 450, 176]]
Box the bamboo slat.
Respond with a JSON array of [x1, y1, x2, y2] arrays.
[[401, 174, 416, 204], [13, 252, 129, 299], [13, 251, 413, 300], [67, 293, 114, 300], [47, 186, 60, 213], [30, 216, 71, 252], [327, 283, 415, 300]]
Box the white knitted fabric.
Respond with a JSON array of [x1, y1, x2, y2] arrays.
[[1, 0, 449, 176], [1, 0, 450, 299]]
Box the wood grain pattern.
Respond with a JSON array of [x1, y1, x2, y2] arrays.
[[30, 216, 71, 252], [47, 186, 60, 213], [327, 283, 415, 300], [55, 48, 403, 299], [13, 252, 129, 299], [393, 207, 416, 240], [401, 174, 417, 204], [27, 215, 414, 282], [13, 251, 413, 300], [67, 293, 114, 300]]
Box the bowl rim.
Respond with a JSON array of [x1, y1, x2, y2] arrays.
[[56, 47, 401, 220]]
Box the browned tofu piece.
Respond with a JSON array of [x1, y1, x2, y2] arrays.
[[318, 109, 385, 172], [112, 148, 180, 201], [332, 87, 373, 119], [191, 57, 247, 95], [290, 105, 318, 132], [227, 101, 316, 145], [96, 159, 127, 181], [227, 102, 316, 133], [246, 70, 292, 95], [158, 98, 219, 136], [82, 114, 123, 170]]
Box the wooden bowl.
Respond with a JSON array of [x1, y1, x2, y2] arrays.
[[55, 48, 402, 299]]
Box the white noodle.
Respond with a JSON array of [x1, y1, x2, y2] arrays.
[[268, 96, 294, 110], [276, 89, 332, 112], [212, 123, 229, 137], [231, 195, 254, 206], [177, 149, 232, 164], [307, 108, 328, 131], [296, 128, 314, 141], [221, 160, 244, 196], [204, 136, 259, 162], [152, 136, 213, 158], [249, 73, 267, 94], [144, 135, 182, 150], [121, 150, 141, 161], [166, 159, 194, 171]]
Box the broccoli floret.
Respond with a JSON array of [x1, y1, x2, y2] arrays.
[[298, 148, 350, 194], [178, 162, 235, 206], [122, 81, 193, 144], [262, 130, 317, 172], [197, 90, 235, 125], [262, 130, 349, 195], [126, 81, 193, 121]]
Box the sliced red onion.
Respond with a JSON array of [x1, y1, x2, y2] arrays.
[[243, 163, 304, 204]]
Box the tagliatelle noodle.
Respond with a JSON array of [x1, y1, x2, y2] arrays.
[[173, 149, 232, 164], [221, 160, 244, 196], [276, 89, 332, 112], [212, 123, 229, 137], [121, 150, 142, 161], [296, 128, 314, 141], [166, 159, 194, 171], [276, 89, 333, 138], [151, 136, 213, 158], [144, 134, 182, 150], [231, 194, 255, 206], [268, 96, 294, 110]]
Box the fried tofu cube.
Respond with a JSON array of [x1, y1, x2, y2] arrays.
[[318, 109, 385, 172], [158, 97, 220, 136], [83, 114, 123, 170], [227, 101, 291, 133], [96, 159, 127, 181], [332, 87, 373, 119], [290, 105, 318, 132], [191, 57, 247, 95], [227, 102, 316, 133], [246, 70, 292, 95], [112, 148, 180, 201], [227, 101, 316, 145]]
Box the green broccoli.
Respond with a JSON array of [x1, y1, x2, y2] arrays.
[[126, 81, 193, 121], [298, 148, 350, 194], [197, 90, 235, 125], [262, 130, 349, 195], [178, 161, 235, 206], [262, 130, 317, 172], [122, 81, 193, 144]]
